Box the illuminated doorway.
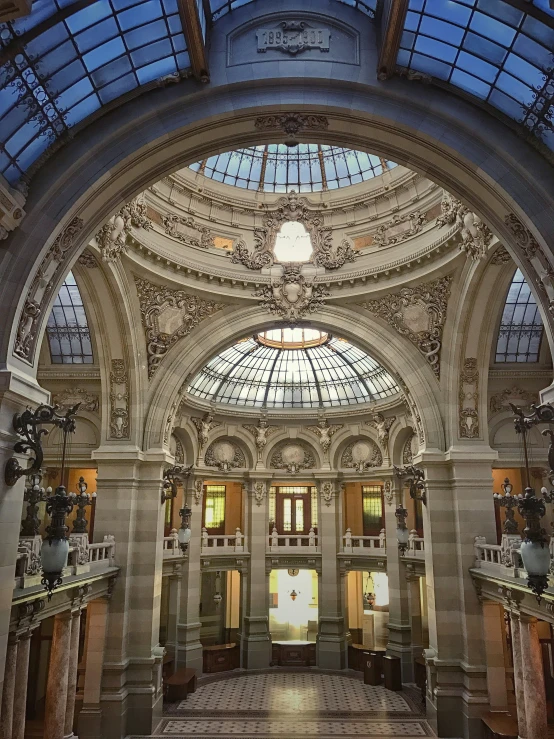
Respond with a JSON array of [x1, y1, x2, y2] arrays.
[[269, 569, 318, 642]]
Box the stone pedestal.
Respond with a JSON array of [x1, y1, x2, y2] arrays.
[[316, 480, 347, 670], [520, 614, 547, 739], [45, 611, 72, 739], [240, 479, 271, 669]]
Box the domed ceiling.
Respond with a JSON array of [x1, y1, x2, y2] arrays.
[[187, 328, 399, 409]]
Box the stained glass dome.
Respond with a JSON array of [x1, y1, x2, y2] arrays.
[[187, 329, 399, 408], [188, 145, 396, 193]]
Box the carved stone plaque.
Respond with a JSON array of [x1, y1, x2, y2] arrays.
[[256, 22, 330, 55]]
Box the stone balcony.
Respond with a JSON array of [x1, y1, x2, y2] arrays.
[[267, 527, 319, 553]]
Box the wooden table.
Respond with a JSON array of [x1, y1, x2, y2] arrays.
[[272, 641, 316, 667], [203, 643, 240, 673], [481, 713, 518, 739]]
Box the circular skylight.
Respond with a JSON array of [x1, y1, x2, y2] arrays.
[[187, 331, 399, 408], [188, 145, 396, 193]]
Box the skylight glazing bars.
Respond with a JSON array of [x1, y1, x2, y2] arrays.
[[208, 0, 377, 22], [189, 145, 394, 193], [187, 336, 399, 408], [398, 0, 554, 151], [46, 270, 93, 363], [0, 0, 189, 184], [495, 268, 544, 362]]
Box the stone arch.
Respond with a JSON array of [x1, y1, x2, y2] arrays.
[[143, 304, 444, 454], [3, 73, 554, 386]]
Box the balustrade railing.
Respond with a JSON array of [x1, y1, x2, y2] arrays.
[[404, 530, 425, 558], [268, 527, 318, 551], [473, 534, 525, 577], [342, 528, 386, 553], [201, 528, 245, 552], [163, 529, 181, 556]]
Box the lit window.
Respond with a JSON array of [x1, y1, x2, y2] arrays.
[[362, 485, 383, 536], [46, 271, 93, 364], [495, 269, 543, 362], [273, 221, 313, 263], [204, 485, 226, 531]]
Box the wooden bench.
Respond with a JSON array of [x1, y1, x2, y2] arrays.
[[163, 667, 197, 702], [481, 713, 518, 739]]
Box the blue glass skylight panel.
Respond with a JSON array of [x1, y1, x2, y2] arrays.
[[495, 269, 544, 363], [0, 0, 189, 184], [46, 271, 93, 364], [189, 145, 395, 193], [209, 0, 377, 21], [399, 0, 554, 151]]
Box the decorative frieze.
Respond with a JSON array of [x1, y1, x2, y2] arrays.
[[161, 213, 215, 249], [341, 439, 382, 471], [436, 192, 492, 260], [504, 213, 543, 261], [256, 22, 330, 55], [489, 387, 538, 414], [52, 389, 99, 413], [205, 439, 246, 471], [109, 359, 129, 439], [135, 277, 226, 377], [231, 190, 356, 271], [254, 113, 329, 137], [359, 275, 452, 377], [459, 358, 480, 439], [14, 216, 85, 363], [254, 266, 329, 323], [372, 211, 427, 248]]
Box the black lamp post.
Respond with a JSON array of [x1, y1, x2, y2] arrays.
[[71, 476, 95, 534], [178, 505, 192, 552]]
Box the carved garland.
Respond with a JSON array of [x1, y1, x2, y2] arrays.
[[135, 277, 226, 378], [161, 213, 215, 249], [360, 275, 452, 378], [109, 359, 129, 439], [231, 190, 356, 271], [14, 216, 85, 363], [459, 358, 479, 439]]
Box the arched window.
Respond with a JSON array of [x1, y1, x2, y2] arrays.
[[495, 269, 543, 363], [46, 271, 93, 364]]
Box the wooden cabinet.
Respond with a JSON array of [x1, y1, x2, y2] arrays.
[[202, 643, 240, 673], [272, 641, 316, 667]]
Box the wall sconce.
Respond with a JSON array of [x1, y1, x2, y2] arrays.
[[395, 504, 410, 555], [394, 464, 427, 505], [6, 403, 80, 486], [161, 464, 193, 504], [289, 589, 298, 602]]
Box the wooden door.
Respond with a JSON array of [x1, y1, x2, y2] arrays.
[[276, 487, 312, 543]]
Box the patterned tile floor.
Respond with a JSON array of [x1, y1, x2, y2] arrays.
[[129, 668, 436, 739]]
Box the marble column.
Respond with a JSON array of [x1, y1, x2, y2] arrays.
[[12, 629, 33, 739], [406, 567, 423, 666], [0, 373, 49, 720], [520, 614, 547, 739], [78, 598, 109, 739], [240, 478, 271, 669], [509, 612, 527, 739], [0, 633, 18, 739], [64, 610, 82, 739], [385, 475, 413, 682], [481, 601, 508, 712], [165, 567, 182, 669], [44, 611, 73, 739], [316, 479, 347, 670], [177, 475, 204, 673], [422, 453, 497, 738]]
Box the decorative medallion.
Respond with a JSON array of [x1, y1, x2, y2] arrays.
[[359, 276, 452, 378], [341, 439, 382, 471], [231, 190, 355, 271], [270, 441, 315, 474], [254, 266, 329, 323], [320, 481, 335, 507], [134, 277, 226, 377], [205, 439, 246, 471], [504, 214, 543, 261]]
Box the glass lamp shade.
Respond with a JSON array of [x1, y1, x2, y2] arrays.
[[397, 526, 410, 545], [178, 526, 192, 549], [41, 538, 69, 597], [520, 540, 550, 576]]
